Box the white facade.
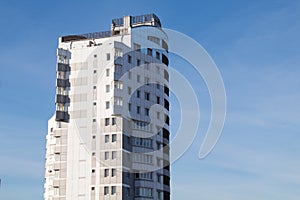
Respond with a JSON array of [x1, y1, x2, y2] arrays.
[[44, 14, 170, 200]]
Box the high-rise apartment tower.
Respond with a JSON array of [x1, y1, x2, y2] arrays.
[[44, 14, 170, 200]]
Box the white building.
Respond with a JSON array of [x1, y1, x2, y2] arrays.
[[44, 14, 170, 200]]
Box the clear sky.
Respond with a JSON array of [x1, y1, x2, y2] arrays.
[[0, 0, 300, 199]]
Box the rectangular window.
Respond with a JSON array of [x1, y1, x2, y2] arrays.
[[105, 118, 110, 126], [156, 52, 160, 60], [147, 48, 153, 56], [156, 96, 160, 104], [106, 101, 110, 109], [104, 186, 109, 195], [104, 169, 109, 177], [111, 186, 116, 195], [128, 103, 132, 111], [106, 85, 110, 93], [128, 55, 132, 63], [112, 134, 117, 142], [115, 48, 123, 57], [112, 151, 117, 159], [105, 151, 109, 160], [112, 169, 116, 177], [105, 135, 109, 143], [128, 87, 132, 95], [145, 108, 149, 116], [106, 53, 110, 61], [128, 71, 132, 79], [54, 187, 59, 196], [137, 75, 140, 82], [106, 68, 110, 76], [54, 170, 60, 179], [137, 59, 141, 66], [145, 92, 150, 100], [137, 106, 140, 114], [137, 90, 140, 98], [112, 117, 116, 125]]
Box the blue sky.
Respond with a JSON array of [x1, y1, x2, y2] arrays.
[[0, 0, 300, 199]]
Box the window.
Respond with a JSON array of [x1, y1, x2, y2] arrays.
[[134, 43, 141, 51], [105, 118, 110, 126], [112, 117, 116, 125], [55, 153, 60, 162], [91, 187, 95, 191], [114, 97, 123, 106], [156, 52, 160, 60], [125, 187, 130, 196], [106, 53, 110, 61], [112, 169, 116, 177], [115, 48, 123, 57], [145, 108, 149, 116], [135, 187, 153, 197], [157, 191, 162, 200], [105, 135, 109, 143], [92, 169, 95, 173], [54, 187, 59, 196], [92, 135, 96, 139], [132, 137, 152, 148], [135, 172, 153, 180], [104, 169, 109, 177], [145, 92, 150, 100], [93, 70, 97, 74], [137, 90, 140, 98], [106, 85, 110, 93], [106, 101, 110, 109], [148, 36, 160, 45], [137, 59, 141, 66], [55, 136, 60, 145], [128, 103, 132, 111], [128, 87, 132, 95], [112, 134, 117, 142], [137, 75, 140, 82], [156, 82, 160, 89], [147, 48, 153, 56], [132, 153, 153, 164], [137, 106, 140, 114], [92, 152, 96, 156], [93, 119, 96, 122], [145, 77, 150, 85], [111, 186, 116, 195], [128, 71, 132, 79], [115, 64, 122, 73], [104, 186, 109, 195], [105, 152, 109, 160], [128, 55, 132, 63], [106, 68, 110, 76], [114, 81, 123, 90], [156, 96, 160, 104], [157, 174, 161, 183], [54, 170, 60, 178], [112, 151, 117, 159]]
